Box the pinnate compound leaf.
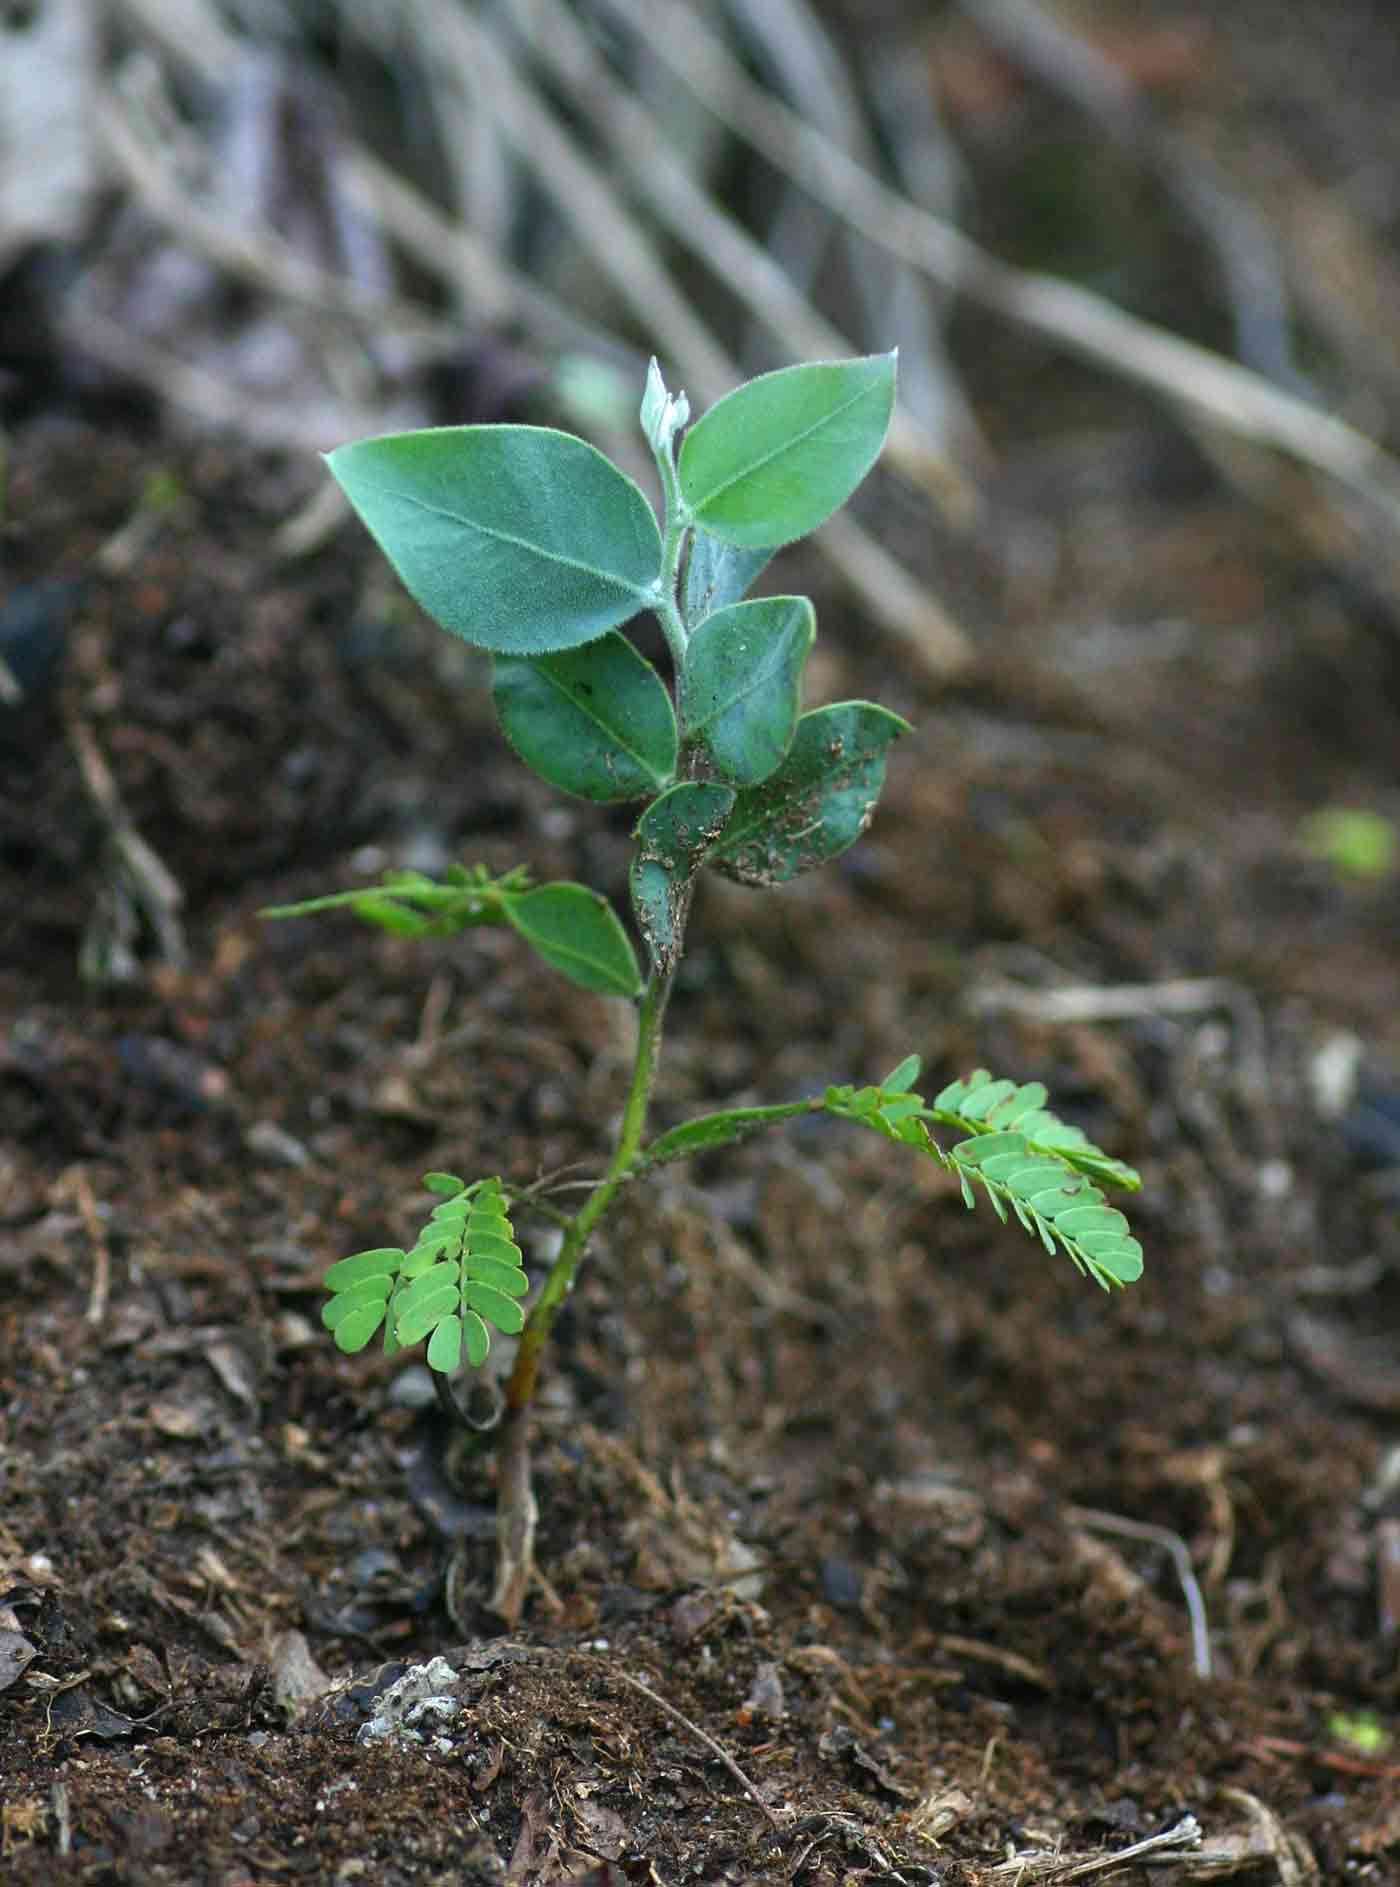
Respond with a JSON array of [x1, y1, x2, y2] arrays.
[[681, 597, 814, 786], [822, 1068, 1144, 1290], [678, 354, 897, 549], [325, 1177, 528, 1371], [681, 528, 774, 628], [631, 782, 736, 976], [493, 634, 677, 802], [326, 426, 662, 655], [505, 883, 642, 998], [712, 701, 910, 886]]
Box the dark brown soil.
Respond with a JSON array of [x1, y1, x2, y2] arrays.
[[3, 390, 1400, 1886], [5, 4, 1400, 1876]]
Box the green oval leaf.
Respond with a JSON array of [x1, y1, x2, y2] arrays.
[[681, 528, 774, 628], [712, 701, 910, 887], [468, 1256, 530, 1298], [467, 1234, 524, 1269], [422, 1172, 466, 1196], [395, 1286, 462, 1349], [397, 1262, 461, 1316], [332, 1302, 391, 1353], [462, 1309, 491, 1368], [681, 597, 814, 786], [426, 1315, 463, 1373], [322, 1278, 394, 1330], [461, 1282, 527, 1335], [505, 883, 643, 998], [326, 426, 662, 655], [323, 1249, 403, 1292], [881, 1055, 922, 1094], [678, 354, 896, 549], [630, 782, 736, 976], [493, 633, 677, 802]]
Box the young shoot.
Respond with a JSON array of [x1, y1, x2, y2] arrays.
[[267, 353, 1144, 1624]]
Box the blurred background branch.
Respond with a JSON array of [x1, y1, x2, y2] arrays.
[[9, 0, 1400, 681]]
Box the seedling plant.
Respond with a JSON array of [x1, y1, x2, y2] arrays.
[[269, 353, 1144, 1624]]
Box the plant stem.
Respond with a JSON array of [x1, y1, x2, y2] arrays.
[[489, 961, 676, 1625], [504, 962, 672, 1414]]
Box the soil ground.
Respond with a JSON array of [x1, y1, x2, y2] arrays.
[[4, 392, 1400, 1883], [5, 8, 1400, 1885]]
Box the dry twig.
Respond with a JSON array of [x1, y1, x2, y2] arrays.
[[596, 0, 1400, 529], [601, 1665, 785, 1831]]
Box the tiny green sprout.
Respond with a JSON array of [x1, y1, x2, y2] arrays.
[[1300, 806, 1397, 882], [267, 353, 1145, 1624], [1326, 1710, 1391, 1755]]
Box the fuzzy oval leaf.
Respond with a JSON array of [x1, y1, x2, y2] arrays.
[[461, 1282, 527, 1334], [323, 1248, 403, 1292], [681, 597, 814, 786], [712, 702, 910, 887], [493, 634, 678, 802], [678, 354, 896, 549], [426, 1315, 463, 1373], [422, 1172, 466, 1196], [505, 883, 642, 998], [682, 528, 775, 627], [326, 426, 662, 654], [332, 1302, 391, 1353], [630, 782, 736, 976]]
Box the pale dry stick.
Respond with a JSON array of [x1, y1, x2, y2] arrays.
[[70, 1168, 111, 1328], [506, 0, 971, 518], [109, 0, 651, 371], [727, 0, 980, 460], [602, 1666, 785, 1831], [93, 83, 439, 343], [960, 0, 1304, 391], [595, 0, 1400, 529], [109, 0, 969, 674], [65, 711, 187, 972], [989, 1814, 1202, 1881], [1067, 1505, 1212, 1680], [419, 0, 971, 679], [967, 975, 1234, 1024]]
